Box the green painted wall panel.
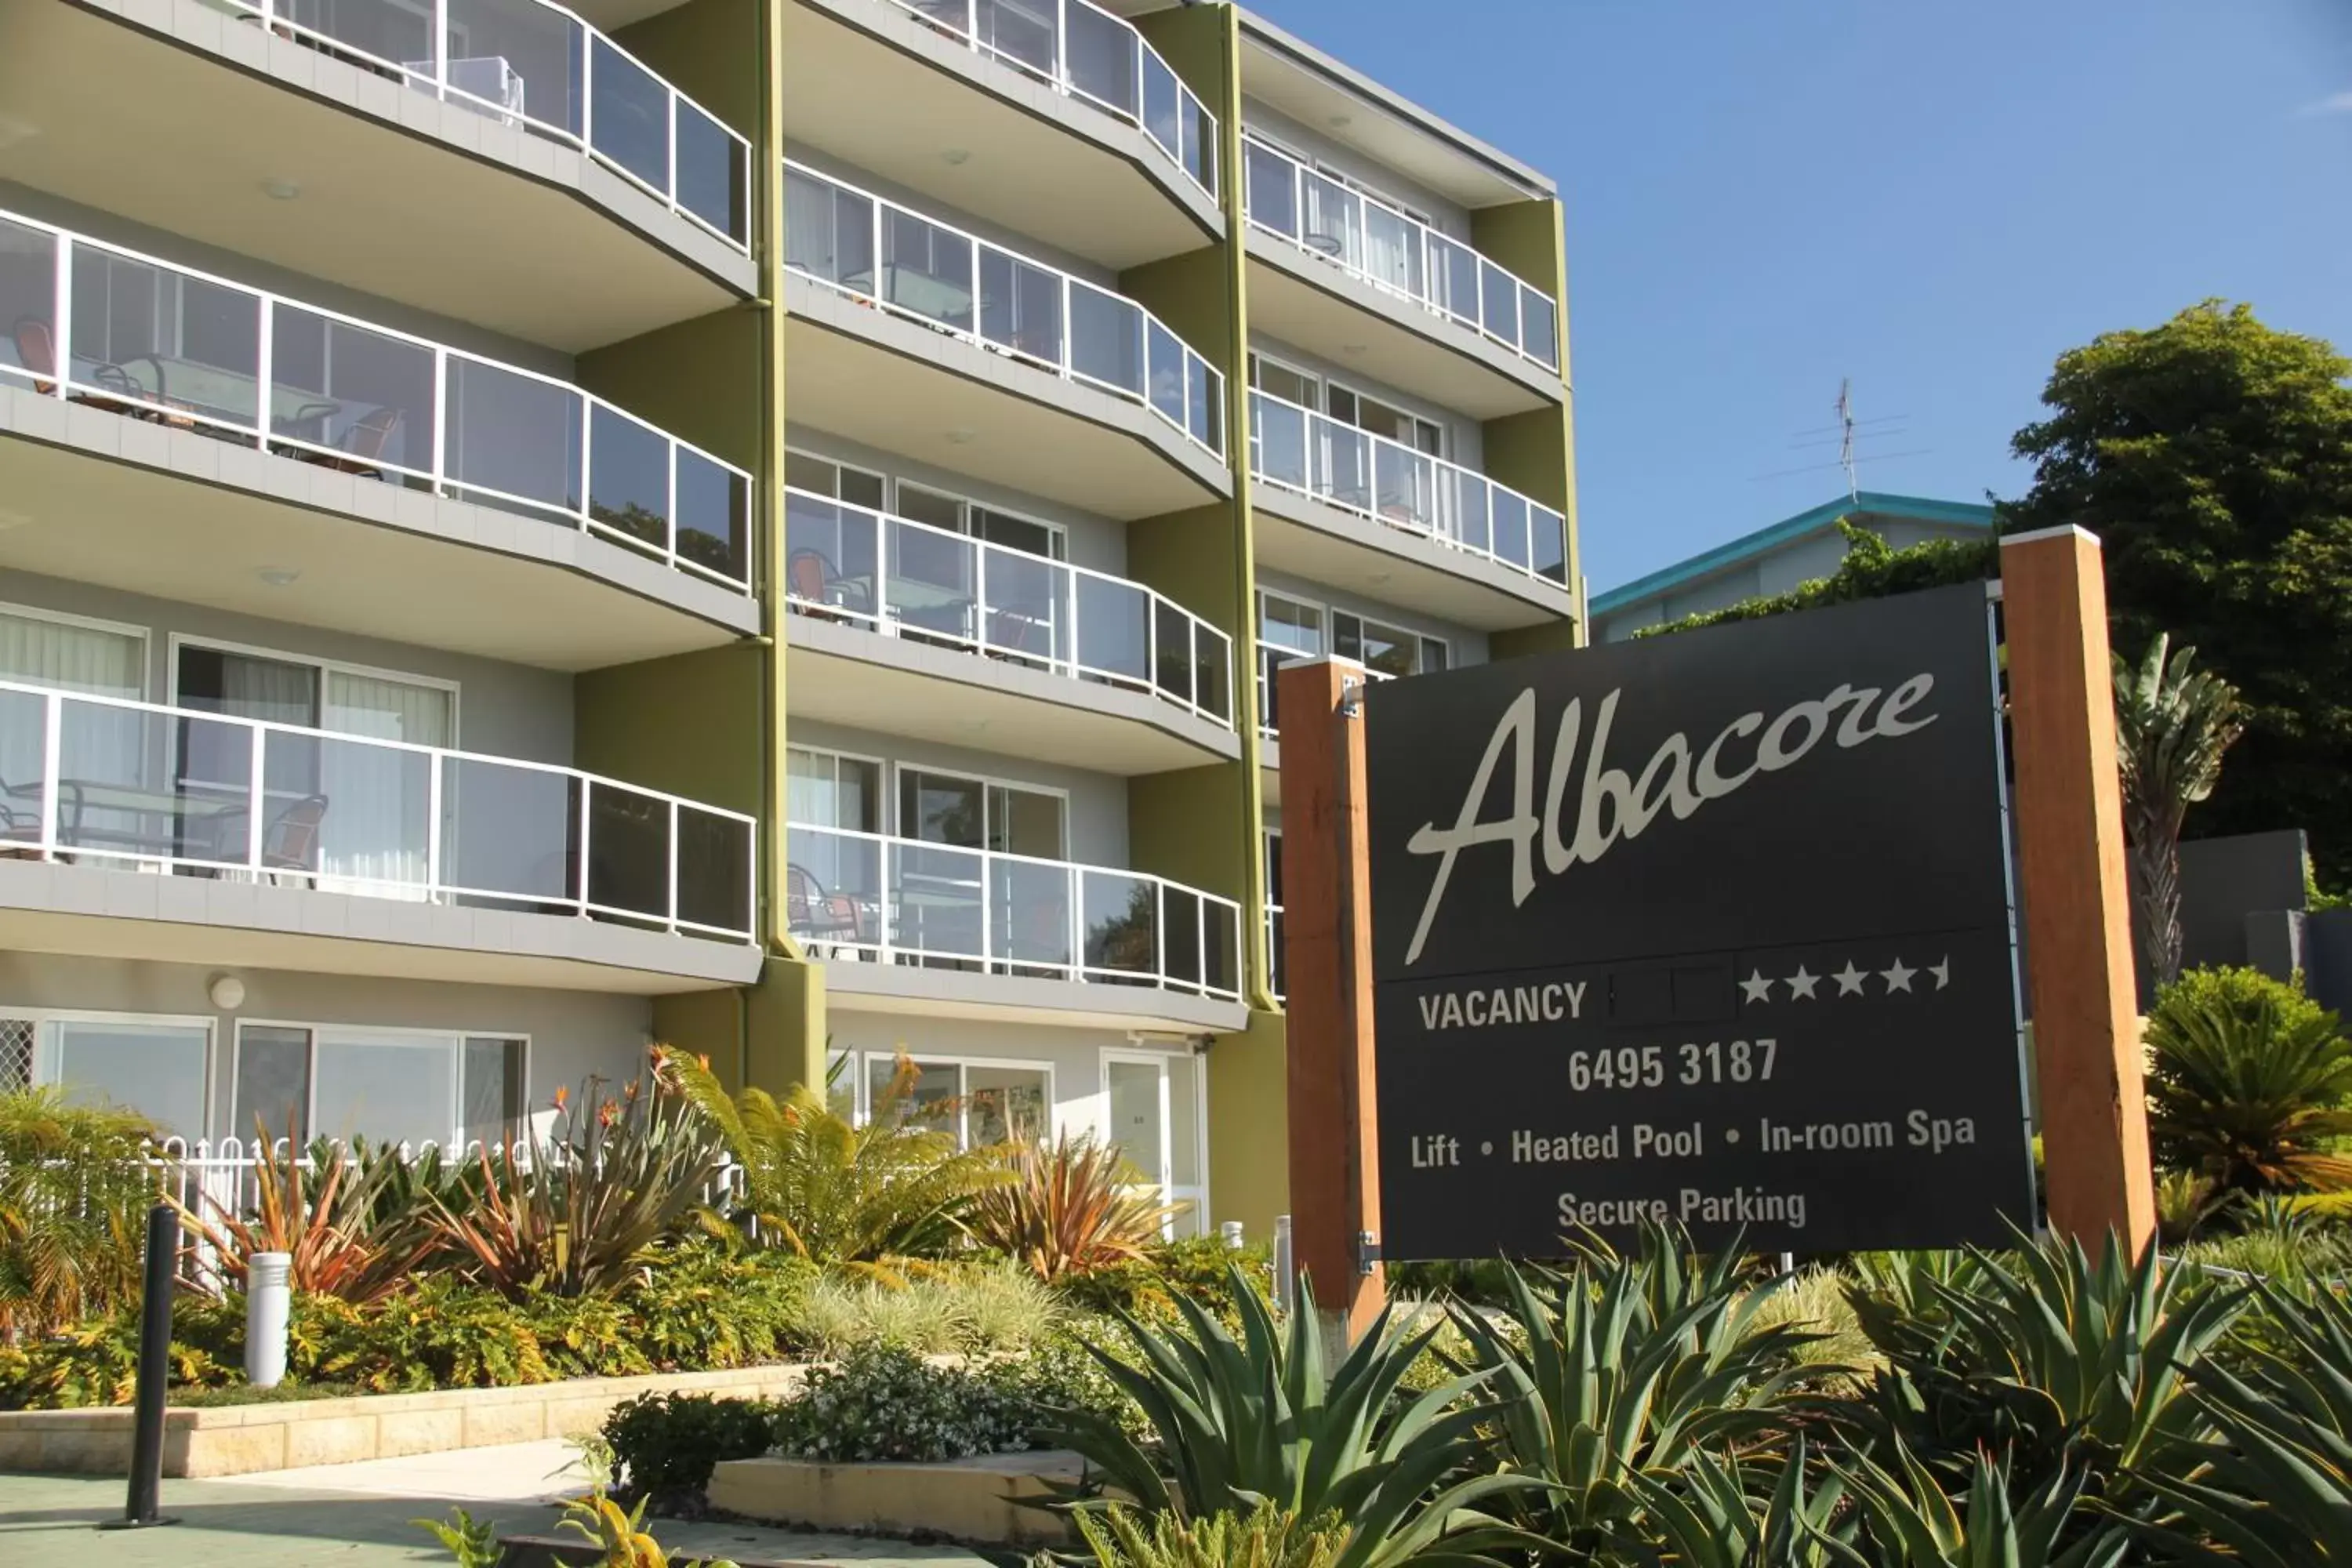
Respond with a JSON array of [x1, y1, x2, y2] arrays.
[[746, 959, 827, 1096], [575, 312, 762, 474], [1207, 1008, 1290, 1239], [612, 0, 761, 140], [573, 644, 764, 814], [652, 989, 747, 1092], [1491, 619, 1582, 662]]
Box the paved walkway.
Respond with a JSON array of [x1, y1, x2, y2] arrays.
[[0, 1439, 996, 1567]]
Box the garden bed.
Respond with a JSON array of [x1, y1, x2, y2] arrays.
[[0, 1362, 809, 1479], [707, 1449, 1087, 1547]]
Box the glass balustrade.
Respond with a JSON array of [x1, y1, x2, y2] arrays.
[[211, 0, 750, 249], [1240, 136, 1560, 374], [884, 0, 1218, 200], [0, 211, 753, 592], [784, 488, 1232, 728], [1256, 648, 1390, 742], [784, 163, 1226, 458], [784, 822, 1241, 1000], [1247, 390, 1568, 589], [0, 682, 757, 942]]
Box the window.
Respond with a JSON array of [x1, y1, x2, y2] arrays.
[[174, 641, 456, 891], [232, 1022, 525, 1150], [0, 604, 147, 699], [786, 746, 882, 832], [1333, 612, 1446, 681], [1256, 591, 1324, 735], [1248, 353, 1320, 412], [785, 450, 885, 510], [852, 1051, 1052, 1150], [897, 767, 1065, 858], [1328, 383, 1443, 458], [895, 482, 1065, 561], [0, 604, 150, 817], [19, 1014, 210, 1140]]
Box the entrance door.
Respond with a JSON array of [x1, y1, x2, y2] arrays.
[[1102, 1051, 1205, 1237]]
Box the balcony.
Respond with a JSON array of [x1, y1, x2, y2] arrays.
[[787, 822, 1246, 1033], [1248, 390, 1570, 630], [1240, 136, 1562, 417], [782, 0, 1221, 269], [0, 0, 754, 348], [784, 488, 1240, 773], [783, 162, 1231, 518], [0, 210, 757, 670], [0, 681, 761, 993]]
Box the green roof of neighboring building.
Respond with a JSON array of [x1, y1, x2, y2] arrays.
[[1589, 492, 1998, 615]]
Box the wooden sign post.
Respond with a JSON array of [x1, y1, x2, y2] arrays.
[[1276, 658, 1385, 1342], [2000, 526, 2158, 1254]]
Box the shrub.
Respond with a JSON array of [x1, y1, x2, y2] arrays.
[[173, 1128, 430, 1307], [2146, 966, 2352, 1196], [0, 1302, 233, 1409], [617, 1242, 816, 1371], [604, 1391, 779, 1506], [1073, 1504, 1352, 1568], [524, 1294, 654, 1380], [0, 1088, 161, 1339], [966, 1136, 1180, 1283], [304, 1276, 551, 1392], [1057, 1237, 1273, 1323], [1742, 1265, 1877, 1379], [771, 1341, 1033, 1464], [663, 1048, 1007, 1266], [797, 1263, 1060, 1356]]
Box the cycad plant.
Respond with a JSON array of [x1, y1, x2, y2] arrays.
[[1444, 1227, 1820, 1561], [1040, 1266, 1540, 1568], [966, 1134, 1180, 1283], [662, 1047, 1004, 1269], [0, 1087, 156, 1339], [2144, 966, 2352, 1196], [2112, 634, 2244, 987]]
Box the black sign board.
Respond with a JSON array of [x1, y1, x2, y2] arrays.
[[1364, 583, 2034, 1257]]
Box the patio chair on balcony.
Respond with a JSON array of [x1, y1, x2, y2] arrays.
[[787, 863, 871, 953], [306, 406, 401, 481], [198, 793, 330, 885], [984, 601, 1056, 666], [13, 318, 152, 416], [788, 549, 871, 622]]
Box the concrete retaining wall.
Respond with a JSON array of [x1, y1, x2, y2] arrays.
[[707, 1450, 1086, 1546], [0, 1363, 808, 1479]]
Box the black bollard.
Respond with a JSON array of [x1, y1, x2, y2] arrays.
[[100, 1203, 180, 1530]]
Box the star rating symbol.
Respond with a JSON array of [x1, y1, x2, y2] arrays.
[[1739, 968, 1775, 1004], [1930, 956, 1951, 990], [1785, 964, 1819, 1000], [1882, 957, 1917, 993], [1832, 960, 1867, 996]]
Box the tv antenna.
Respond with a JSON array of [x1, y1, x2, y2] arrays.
[[1747, 379, 1929, 491]]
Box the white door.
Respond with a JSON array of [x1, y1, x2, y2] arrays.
[[1102, 1051, 1207, 1237]]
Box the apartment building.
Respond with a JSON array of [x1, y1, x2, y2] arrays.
[[0, 0, 1575, 1236]]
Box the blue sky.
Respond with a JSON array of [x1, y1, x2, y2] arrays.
[[1246, 0, 2352, 594]]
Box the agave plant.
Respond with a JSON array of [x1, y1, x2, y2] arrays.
[[662, 1047, 1005, 1269], [429, 1062, 726, 1299], [0, 1087, 157, 1339], [1838, 1232, 2245, 1505], [172, 1119, 430, 1306], [2132, 1283, 2352, 1566], [1838, 1437, 2128, 1568], [1073, 1503, 1352, 1568], [2144, 967, 2352, 1196], [1444, 1226, 1821, 1560], [1040, 1265, 1541, 1568], [966, 1134, 1181, 1283], [1629, 1439, 1855, 1567]]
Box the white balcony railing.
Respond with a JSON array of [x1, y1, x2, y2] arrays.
[[887, 0, 1218, 202], [1249, 390, 1570, 590], [786, 823, 1241, 1000], [210, 0, 751, 250], [1265, 899, 1283, 1003], [0, 211, 754, 593], [786, 488, 1234, 728], [1240, 135, 1560, 375], [0, 681, 758, 944], [785, 162, 1227, 459]]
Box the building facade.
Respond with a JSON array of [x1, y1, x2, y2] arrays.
[[0, 0, 1577, 1237], [1589, 492, 1994, 644]]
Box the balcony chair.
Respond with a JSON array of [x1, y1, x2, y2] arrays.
[[984, 601, 1055, 665], [787, 548, 872, 621], [11, 318, 158, 418], [787, 862, 870, 951], [197, 793, 330, 885], [307, 406, 402, 481]]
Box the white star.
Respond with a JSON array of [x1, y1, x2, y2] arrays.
[[1882, 957, 1917, 993], [1833, 960, 1867, 996], [1785, 965, 1819, 1000], [1739, 969, 1775, 1005], [1930, 956, 1951, 990]]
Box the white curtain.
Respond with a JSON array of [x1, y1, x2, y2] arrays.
[[0, 611, 146, 822], [317, 671, 452, 895]]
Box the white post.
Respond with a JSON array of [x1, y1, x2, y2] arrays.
[[245, 1252, 292, 1388], [1272, 1214, 1294, 1315]]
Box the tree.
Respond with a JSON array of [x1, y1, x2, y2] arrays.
[[2002, 301, 2352, 884], [2112, 634, 2245, 986]]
